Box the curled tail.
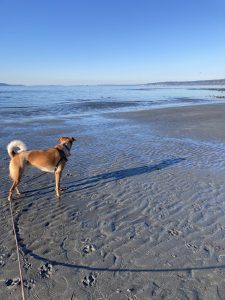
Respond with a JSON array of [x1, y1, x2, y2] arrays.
[[7, 140, 27, 158]]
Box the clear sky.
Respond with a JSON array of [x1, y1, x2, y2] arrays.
[[1, 0, 225, 85]]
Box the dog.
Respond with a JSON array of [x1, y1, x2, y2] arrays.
[[7, 136, 76, 201]]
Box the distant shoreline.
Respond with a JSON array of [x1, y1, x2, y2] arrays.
[[146, 78, 225, 86], [1, 78, 225, 87], [0, 83, 24, 87]]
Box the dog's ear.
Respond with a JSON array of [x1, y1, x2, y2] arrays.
[[58, 136, 67, 143], [71, 137, 76, 142]]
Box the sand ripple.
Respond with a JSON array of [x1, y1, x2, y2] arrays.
[[2, 112, 225, 299]]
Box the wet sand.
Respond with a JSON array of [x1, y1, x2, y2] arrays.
[[113, 102, 225, 141], [1, 103, 225, 299]]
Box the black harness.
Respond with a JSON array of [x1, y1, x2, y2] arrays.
[[55, 148, 68, 172]]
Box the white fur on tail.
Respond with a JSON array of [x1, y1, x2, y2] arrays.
[[7, 140, 27, 158]]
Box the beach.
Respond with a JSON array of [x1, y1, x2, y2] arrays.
[[1, 97, 225, 299]]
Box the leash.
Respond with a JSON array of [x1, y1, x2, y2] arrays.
[[9, 200, 26, 300]]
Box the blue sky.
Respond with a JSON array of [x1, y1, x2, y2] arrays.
[[1, 0, 225, 84]]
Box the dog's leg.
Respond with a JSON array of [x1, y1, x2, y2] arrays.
[[8, 159, 23, 201], [55, 168, 63, 197], [55, 169, 62, 197], [8, 181, 20, 201], [15, 186, 21, 196], [55, 163, 65, 197]]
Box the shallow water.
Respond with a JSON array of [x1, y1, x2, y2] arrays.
[[1, 84, 225, 125]]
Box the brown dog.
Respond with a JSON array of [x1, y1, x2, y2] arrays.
[[7, 136, 76, 201]]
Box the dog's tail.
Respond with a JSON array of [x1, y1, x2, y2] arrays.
[[7, 140, 27, 158]]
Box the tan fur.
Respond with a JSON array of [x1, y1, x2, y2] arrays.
[[7, 136, 76, 201]]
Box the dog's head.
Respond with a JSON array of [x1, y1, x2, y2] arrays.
[[58, 136, 76, 144]]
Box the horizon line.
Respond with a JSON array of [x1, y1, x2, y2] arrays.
[[1, 78, 225, 87]]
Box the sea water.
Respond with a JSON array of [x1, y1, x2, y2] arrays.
[[0, 84, 225, 122], [0, 84, 224, 143]]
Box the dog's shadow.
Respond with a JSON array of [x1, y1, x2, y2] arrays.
[[12, 156, 225, 275], [21, 157, 185, 197]]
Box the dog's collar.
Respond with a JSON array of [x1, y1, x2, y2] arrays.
[[64, 143, 71, 152], [54, 142, 72, 168], [55, 148, 68, 171], [62, 142, 71, 157]]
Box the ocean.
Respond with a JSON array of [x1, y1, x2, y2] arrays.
[[0, 84, 224, 143], [1, 84, 225, 119]]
